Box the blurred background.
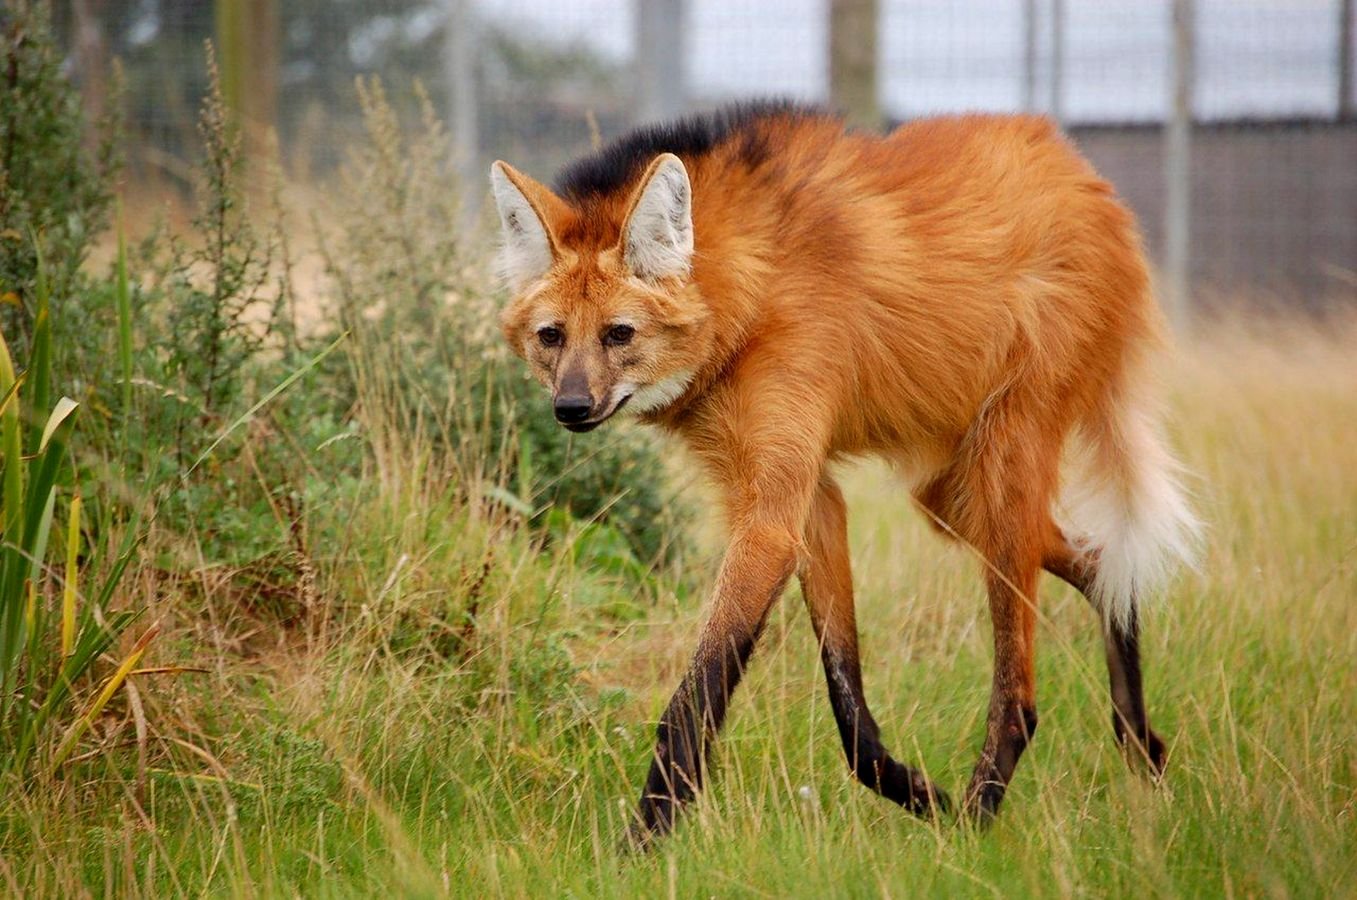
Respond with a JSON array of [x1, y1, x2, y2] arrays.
[[47, 0, 1357, 316]]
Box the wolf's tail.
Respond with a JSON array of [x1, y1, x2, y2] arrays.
[[1062, 368, 1201, 628]]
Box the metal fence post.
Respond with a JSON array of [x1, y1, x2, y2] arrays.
[[829, 0, 880, 130], [635, 0, 687, 124], [1165, 0, 1195, 330]]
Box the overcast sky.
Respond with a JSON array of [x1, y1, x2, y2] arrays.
[[474, 0, 1349, 122]]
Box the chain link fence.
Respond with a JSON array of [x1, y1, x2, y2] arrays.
[[57, 0, 1357, 309]]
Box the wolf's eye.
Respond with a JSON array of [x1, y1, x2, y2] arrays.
[[538, 326, 564, 348], [604, 324, 635, 346]]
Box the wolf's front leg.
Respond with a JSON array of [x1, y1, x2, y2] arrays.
[[625, 366, 831, 848], [629, 520, 802, 846]]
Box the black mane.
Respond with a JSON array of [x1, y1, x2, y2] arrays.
[[553, 100, 826, 202]]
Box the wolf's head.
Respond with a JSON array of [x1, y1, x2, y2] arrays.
[[490, 154, 711, 432]]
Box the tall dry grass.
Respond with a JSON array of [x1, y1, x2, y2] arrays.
[[10, 320, 1350, 897], [2, 20, 1352, 886]]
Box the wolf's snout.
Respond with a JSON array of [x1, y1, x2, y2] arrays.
[[553, 394, 593, 424]]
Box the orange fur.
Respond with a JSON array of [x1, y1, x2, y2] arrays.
[[492, 107, 1194, 840]]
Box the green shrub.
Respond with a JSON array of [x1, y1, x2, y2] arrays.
[[0, 1, 120, 360], [111, 47, 318, 576], [160, 46, 285, 424], [1, 14, 691, 804]]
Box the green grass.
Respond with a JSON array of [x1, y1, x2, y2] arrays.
[[2, 328, 1354, 898]]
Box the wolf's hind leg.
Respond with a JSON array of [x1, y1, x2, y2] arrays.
[[917, 407, 1052, 823], [1044, 529, 1167, 774]]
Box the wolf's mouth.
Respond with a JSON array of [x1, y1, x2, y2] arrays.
[[561, 393, 631, 433]]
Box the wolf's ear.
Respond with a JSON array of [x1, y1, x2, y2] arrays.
[[619, 153, 693, 281], [490, 161, 566, 291]]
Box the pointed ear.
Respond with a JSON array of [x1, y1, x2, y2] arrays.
[[490, 161, 567, 291], [619, 153, 693, 281]]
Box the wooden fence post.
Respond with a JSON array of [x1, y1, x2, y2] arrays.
[[635, 0, 687, 124], [1164, 0, 1195, 330], [829, 0, 880, 130]]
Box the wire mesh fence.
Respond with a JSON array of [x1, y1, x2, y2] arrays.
[[51, 0, 1357, 308]]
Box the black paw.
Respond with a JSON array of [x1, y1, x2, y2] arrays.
[[904, 772, 952, 821], [621, 792, 681, 855], [619, 821, 658, 857], [1142, 728, 1168, 777], [961, 775, 1006, 827], [871, 756, 950, 820], [1115, 717, 1168, 777]]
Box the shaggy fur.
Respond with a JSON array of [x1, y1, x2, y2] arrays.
[[491, 103, 1199, 843]]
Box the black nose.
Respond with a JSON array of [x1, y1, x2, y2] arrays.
[[553, 395, 593, 424]]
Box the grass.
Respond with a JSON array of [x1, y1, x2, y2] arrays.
[[18, 25, 1344, 894], [0, 257, 143, 782], [2, 322, 1355, 898]]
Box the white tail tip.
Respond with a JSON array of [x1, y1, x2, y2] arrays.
[[1064, 397, 1202, 629]]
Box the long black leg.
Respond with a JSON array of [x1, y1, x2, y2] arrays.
[[1045, 535, 1166, 773], [633, 625, 761, 840], [1102, 608, 1167, 772], [628, 525, 799, 849]]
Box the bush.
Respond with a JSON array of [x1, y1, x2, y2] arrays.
[[1, 17, 690, 799], [0, 5, 145, 787], [0, 2, 120, 359]]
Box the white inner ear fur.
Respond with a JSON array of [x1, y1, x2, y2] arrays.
[[623, 155, 694, 281], [490, 163, 553, 291]]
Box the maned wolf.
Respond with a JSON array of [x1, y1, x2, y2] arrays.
[[490, 102, 1198, 845]]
